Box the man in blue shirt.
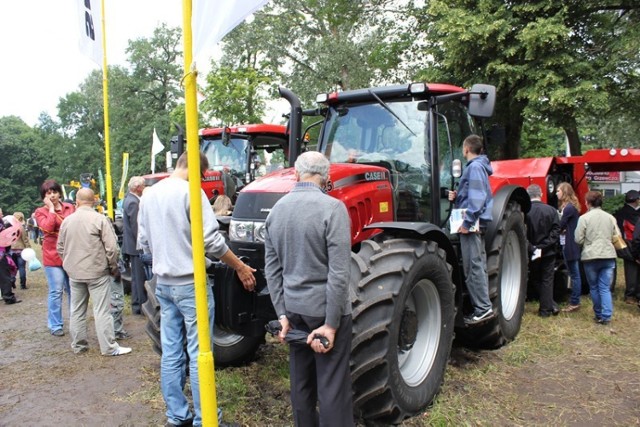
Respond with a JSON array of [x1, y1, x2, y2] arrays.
[[448, 134, 494, 324]]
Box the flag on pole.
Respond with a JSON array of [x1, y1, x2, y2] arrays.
[[77, 0, 103, 65], [151, 128, 164, 173], [193, 0, 269, 62]]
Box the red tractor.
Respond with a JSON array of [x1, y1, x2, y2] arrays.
[[143, 83, 640, 424], [209, 84, 532, 424], [123, 124, 288, 294], [141, 123, 289, 202]]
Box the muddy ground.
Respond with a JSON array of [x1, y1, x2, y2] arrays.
[[2, 255, 640, 426]]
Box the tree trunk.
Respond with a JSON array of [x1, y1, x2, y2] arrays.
[[563, 118, 582, 156]]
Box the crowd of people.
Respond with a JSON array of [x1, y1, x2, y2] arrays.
[[3, 137, 640, 426]]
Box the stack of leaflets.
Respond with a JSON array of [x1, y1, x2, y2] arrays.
[[449, 208, 480, 233]]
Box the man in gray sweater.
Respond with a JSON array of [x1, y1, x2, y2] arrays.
[[138, 151, 255, 427], [265, 151, 354, 427]]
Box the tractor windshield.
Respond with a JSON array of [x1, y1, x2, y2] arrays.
[[201, 137, 248, 174], [321, 100, 431, 221]]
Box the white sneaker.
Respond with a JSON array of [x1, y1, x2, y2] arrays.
[[110, 346, 132, 356]]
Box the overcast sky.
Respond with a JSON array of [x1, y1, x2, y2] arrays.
[[0, 1, 187, 126]]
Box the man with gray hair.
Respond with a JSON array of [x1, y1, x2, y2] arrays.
[[57, 188, 131, 355], [264, 151, 354, 426], [122, 176, 146, 316], [526, 184, 561, 317]]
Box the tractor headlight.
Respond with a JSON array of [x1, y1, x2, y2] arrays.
[[230, 220, 266, 243]]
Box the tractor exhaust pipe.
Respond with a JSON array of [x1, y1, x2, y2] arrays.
[[279, 87, 302, 165]]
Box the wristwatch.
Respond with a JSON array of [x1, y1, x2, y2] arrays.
[[279, 314, 287, 320]]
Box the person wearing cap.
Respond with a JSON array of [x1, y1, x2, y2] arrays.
[[614, 189, 640, 304]]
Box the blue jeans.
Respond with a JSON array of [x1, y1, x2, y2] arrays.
[[44, 266, 70, 332], [565, 258, 582, 306], [156, 282, 219, 427], [583, 259, 615, 321], [460, 232, 492, 315]]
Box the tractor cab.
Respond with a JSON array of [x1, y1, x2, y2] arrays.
[[315, 83, 492, 231]]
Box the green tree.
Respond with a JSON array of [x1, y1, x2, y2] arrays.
[[0, 116, 48, 214], [201, 64, 271, 125], [416, 1, 640, 159], [124, 23, 184, 174], [202, 0, 411, 123]]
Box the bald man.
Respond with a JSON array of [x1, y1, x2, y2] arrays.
[[57, 189, 131, 356]]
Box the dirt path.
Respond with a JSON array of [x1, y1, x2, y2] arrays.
[[0, 266, 164, 427], [3, 255, 640, 426]]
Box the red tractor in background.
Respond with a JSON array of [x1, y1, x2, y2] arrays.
[[121, 124, 289, 294], [141, 123, 289, 202]]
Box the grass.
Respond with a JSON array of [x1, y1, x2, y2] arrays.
[[202, 263, 640, 426], [9, 246, 639, 426]]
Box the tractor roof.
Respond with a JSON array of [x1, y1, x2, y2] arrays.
[[199, 124, 287, 137], [320, 83, 466, 104]]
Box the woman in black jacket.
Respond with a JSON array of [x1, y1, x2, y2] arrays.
[[557, 182, 582, 312]]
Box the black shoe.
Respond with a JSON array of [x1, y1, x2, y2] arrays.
[[4, 299, 22, 304], [464, 309, 494, 325], [115, 331, 131, 340], [20, 286, 27, 290], [165, 419, 193, 427], [597, 318, 611, 325]]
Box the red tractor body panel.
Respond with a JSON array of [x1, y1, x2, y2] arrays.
[[143, 170, 223, 200], [490, 157, 556, 203]]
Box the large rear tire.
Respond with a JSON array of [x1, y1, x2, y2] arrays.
[[458, 201, 527, 348], [142, 276, 263, 366], [350, 238, 456, 425]]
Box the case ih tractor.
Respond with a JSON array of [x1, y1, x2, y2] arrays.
[[142, 82, 640, 424], [209, 83, 531, 424]]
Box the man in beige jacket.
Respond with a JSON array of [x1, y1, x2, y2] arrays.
[[57, 188, 131, 356]]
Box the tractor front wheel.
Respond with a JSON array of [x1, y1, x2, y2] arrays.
[[350, 238, 456, 424], [142, 276, 263, 366]]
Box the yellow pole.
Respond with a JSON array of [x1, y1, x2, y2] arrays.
[[101, 0, 114, 219], [182, 0, 217, 426]]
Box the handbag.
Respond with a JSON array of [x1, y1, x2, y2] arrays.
[[611, 218, 634, 260], [612, 234, 627, 250]]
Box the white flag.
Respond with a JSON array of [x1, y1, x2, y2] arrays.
[[151, 128, 164, 173], [77, 0, 103, 65], [193, 0, 269, 62]]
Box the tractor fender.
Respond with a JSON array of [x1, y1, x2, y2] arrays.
[[363, 221, 463, 294], [486, 185, 530, 247]]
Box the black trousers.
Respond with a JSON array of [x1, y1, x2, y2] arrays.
[[530, 256, 557, 314], [129, 255, 147, 313], [623, 258, 640, 299], [0, 255, 17, 303], [287, 312, 354, 427]]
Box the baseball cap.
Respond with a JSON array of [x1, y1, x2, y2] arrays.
[[625, 190, 640, 203]]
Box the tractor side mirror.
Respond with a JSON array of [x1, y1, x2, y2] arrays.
[[468, 84, 496, 118]]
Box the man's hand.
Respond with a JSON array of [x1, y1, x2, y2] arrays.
[[458, 225, 469, 234], [277, 316, 290, 344], [236, 263, 257, 291], [110, 267, 121, 282], [307, 324, 337, 354], [448, 190, 457, 202]]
